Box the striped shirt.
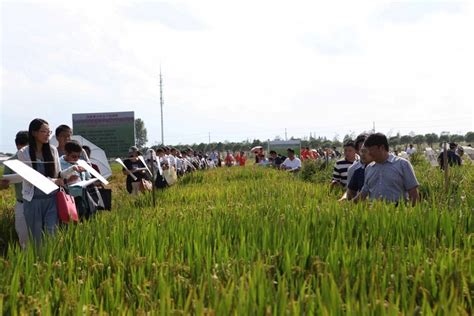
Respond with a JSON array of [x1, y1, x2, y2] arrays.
[[332, 159, 354, 186]]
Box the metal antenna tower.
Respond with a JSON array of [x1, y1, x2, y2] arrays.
[[160, 67, 164, 145]]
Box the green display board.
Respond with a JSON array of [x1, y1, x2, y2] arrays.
[[269, 140, 301, 157], [72, 111, 135, 158]]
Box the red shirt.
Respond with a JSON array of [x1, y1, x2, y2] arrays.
[[301, 149, 310, 160], [237, 155, 246, 166]]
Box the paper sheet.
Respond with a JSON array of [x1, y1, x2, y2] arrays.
[[424, 148, 439, 167], [0, 173, 23, 184], [115, 158, 138, 181], [3, 159, 59, 194], [69, 178, 100, 188], [157, 157, 163, 175], [138, 156, 153, 177], [76, 160, 109, 185], [132, 167, 148, 172]]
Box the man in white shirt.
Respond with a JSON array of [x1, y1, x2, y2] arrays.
[[280, 148, 301, 173], [406, 144, 416, 156]]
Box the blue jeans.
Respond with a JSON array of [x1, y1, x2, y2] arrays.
[[23, 191, 58, 248]]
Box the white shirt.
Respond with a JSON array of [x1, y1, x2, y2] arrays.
[[281, 157, 301, 170], [17, 145, 62, 202], [406, 147, 416, 155]]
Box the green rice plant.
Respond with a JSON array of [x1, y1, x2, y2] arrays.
[[0, 164, 472, 314]]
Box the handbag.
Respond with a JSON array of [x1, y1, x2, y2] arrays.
[[98, 188, 112, 210], [56, 187, 79, 223], [85, 185, 105, 215], [139, 179, 153, 192], [163, 168, 177, 186]]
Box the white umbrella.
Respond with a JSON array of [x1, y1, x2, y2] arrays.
[[50, 135, 113, 179], [251, 146, 263, 153], [462, 146, 474, 160]]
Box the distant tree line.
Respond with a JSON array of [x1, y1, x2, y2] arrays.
[[133, 119, 474, 153], [156, 131, 474, 154]]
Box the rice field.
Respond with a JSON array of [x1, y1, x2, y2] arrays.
[[0, 161, 472, 315]]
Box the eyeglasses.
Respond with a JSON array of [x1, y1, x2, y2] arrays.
[[38, 130, 52, 135]]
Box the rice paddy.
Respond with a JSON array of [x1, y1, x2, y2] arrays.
[[0, 162, 472, 315]]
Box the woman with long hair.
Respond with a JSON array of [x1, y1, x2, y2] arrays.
[[17, 118, 64, 247]]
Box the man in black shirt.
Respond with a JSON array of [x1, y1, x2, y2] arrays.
[[438, 143, 461, 170], [269, 150, 286, 168], [122, 146, 150, 194]]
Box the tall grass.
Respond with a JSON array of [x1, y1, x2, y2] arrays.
[[0, 164, 472, 314]]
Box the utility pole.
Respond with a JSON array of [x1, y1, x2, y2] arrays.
[[443, 142, 449, 193], [285, 128, 288, 141], [208, 132, 211, 144], [372, 121, 375, 133], [160, 67, 164, 146]]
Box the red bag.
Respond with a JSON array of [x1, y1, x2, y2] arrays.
[[56, 187, 79, 223]]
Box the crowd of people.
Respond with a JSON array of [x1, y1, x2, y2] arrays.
[[246, 133, 466, 206], [251, 134, 422, 205], [0, 117, 468, 250], [1, 119, 104, 249], [122, 145, 230, 195]]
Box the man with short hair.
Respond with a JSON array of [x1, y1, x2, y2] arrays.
[[60, 141, 97, 219], [0, 131, 30, 248], [55, 124, 90, 162], [356, 133, 420, 205], [55, 125, 73, 156], [346, 133, 368, 185], [301, 147, 310, 161], [280, 148, 301, 173], [438, 143, 461, 169], [406, 144, 416, 156], [331, 141, 357, 188], [269, 150, 286, 168], [339, 145, 373, 201]]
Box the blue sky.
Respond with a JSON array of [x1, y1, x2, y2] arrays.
[[1, 0, 473, 153]]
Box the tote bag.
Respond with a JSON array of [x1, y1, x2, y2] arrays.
[[56, 187, 79, 223]]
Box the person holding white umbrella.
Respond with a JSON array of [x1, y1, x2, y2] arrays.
[[251, 146, 264, 164]]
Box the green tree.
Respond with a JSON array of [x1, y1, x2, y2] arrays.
[[343, 132, 356, 143], [251, 139, 262, 148], [389, 135, 400, 147], [412, 134, 425, 147], [424, 133, 438, 148], [321, 140, 332, 149], [216, 142, 224, 152], [450, 134, 464, 143], [439, 132, 450, 143], [196, 143, 206, 152], [135, 118, 148, 149], [400, 135, 413, 147], [465, 132, 474, 144]]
